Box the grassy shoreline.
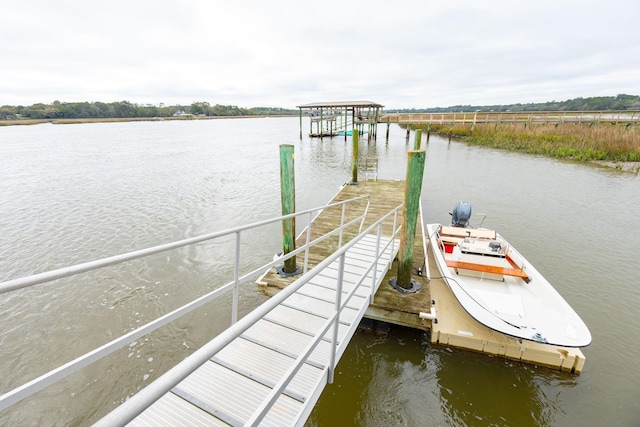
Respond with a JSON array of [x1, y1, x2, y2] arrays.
[[412, 123, 640, 172]]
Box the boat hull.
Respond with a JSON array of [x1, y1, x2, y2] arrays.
[[427, 223, 591, 347]]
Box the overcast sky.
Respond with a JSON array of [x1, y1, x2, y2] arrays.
[[2, 0, 639, 109]]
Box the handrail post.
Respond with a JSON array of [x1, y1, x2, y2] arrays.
[[390, 209, 398, 257], [338, 203, 347, 248], [371, 223, 382, 303], [358, 196, 370, 233], [232, 231, 241, 324], [328, 252, 345, 384], [303, 211, 312, 273]]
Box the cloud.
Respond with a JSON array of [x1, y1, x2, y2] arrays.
[[1, 0, 639, 108]]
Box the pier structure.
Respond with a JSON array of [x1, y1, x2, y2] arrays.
[[297, 101, 383, 140], [381, 110, 640, 128], [0, 182, 404, 426], [259, 181, 586, 373], [0, 181, 586, 425]]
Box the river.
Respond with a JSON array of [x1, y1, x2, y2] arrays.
[[0, 117, 638, 426]]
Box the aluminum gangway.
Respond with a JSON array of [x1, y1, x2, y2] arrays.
[[0, 193, 402, 426]]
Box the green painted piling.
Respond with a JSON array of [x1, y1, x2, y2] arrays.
[[413, 129, 422, 150], [351, 129, 359, 184], [279, 144, 297, 273], [396, 150, 426, 289]]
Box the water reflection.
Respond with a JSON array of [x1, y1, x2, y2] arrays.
[[434, 347, 576, 426], [308, 325, 578, 427]]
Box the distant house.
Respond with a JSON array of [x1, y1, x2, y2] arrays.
[[172, 110, 194, 119]]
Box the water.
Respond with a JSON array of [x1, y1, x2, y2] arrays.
[[1, 118, 638, 426]]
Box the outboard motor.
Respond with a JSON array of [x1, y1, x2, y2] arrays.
[[451, 201, 472, 227]]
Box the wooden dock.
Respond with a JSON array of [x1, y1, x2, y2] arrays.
[[258, 180, 434, 332], [381, 111, 640, 127]]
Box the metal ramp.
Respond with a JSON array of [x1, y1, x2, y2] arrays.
[[0, 193, 402, 426], [123, 234, 398, 426]]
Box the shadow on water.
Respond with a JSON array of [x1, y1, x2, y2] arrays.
[[307, 325, 577, 427]]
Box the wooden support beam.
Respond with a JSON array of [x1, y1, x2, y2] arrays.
[[351, 129, 359, 184]]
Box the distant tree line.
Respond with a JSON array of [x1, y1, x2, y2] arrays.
[[387, 94, 640, 113], [0, 100, 298, 120]]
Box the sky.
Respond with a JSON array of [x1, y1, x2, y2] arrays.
[[1, 0, 639, 110]]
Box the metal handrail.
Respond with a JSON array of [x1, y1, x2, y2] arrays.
[[0, 193, 371, 412], [97, 202, 403, 426]]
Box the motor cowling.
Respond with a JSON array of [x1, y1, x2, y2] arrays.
[[451, 201, 472, 227]]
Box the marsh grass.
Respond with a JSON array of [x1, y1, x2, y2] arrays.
[[418, 123, 640, 162]]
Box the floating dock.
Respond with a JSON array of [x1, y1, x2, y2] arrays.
[[258, 180, 585, 373]]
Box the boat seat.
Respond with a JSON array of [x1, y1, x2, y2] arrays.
[[440, 225, 496, 240], [445, 259, 530, 283]]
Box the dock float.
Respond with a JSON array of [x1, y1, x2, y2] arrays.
[[261, 180, 585, 373]]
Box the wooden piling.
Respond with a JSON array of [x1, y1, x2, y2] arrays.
[[413, 129, 422, 150], [344, 108, 348, 141], [351, 129, 359, 184], [386, 117, 390, 140], [396, 150, 426, 289], [279, 144, 297, 273]]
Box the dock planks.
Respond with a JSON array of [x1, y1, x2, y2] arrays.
[[258, 180, 435, 332]]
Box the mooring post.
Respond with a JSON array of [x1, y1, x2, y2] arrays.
[[351, 129, 359, 184], [394, 150, 426, 290], [413, 129, 422, 150], [279, 144, 297, 274], [299, 108, 303, 139], [344, 107, 348, 141], [426, 123, 431, 143], [386, 116, 390, 140]]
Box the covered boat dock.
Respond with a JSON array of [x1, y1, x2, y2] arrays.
[[297, 100, 384, 140]]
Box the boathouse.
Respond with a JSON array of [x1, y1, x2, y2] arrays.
[[297, 100, 383, 139]]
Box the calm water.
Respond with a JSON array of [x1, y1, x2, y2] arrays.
[[0, 117, 638, 426]]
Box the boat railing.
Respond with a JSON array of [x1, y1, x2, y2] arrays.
[[0, 192, 390, 419], [505, 245, 526, 271]]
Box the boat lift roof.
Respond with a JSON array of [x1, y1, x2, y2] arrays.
[[297, 101, 384, 109]]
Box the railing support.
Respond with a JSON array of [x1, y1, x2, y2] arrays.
[[338, 203, 347, 248], [328, 253, 345, 384], [303, 211, 313, 273], [232, 231, 241, 324]]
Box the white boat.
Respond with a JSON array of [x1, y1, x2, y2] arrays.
[[427, 202, 591, 348]]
